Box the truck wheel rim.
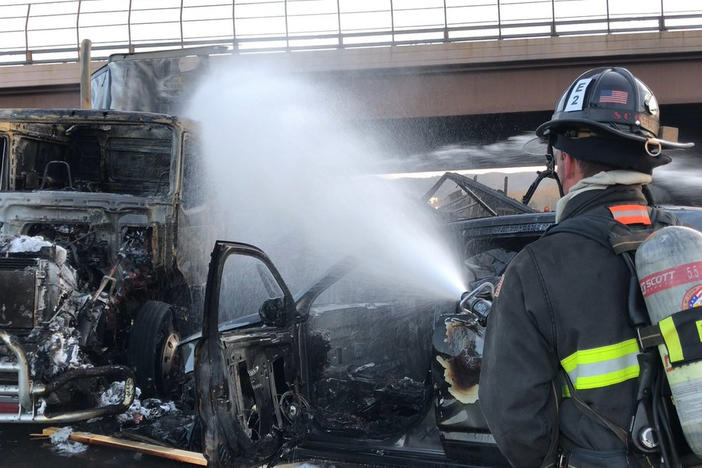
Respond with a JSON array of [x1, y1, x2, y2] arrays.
[[160, 332, 180, 378]]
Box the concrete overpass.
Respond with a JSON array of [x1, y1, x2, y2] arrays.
[[1, 30, 702, 118]]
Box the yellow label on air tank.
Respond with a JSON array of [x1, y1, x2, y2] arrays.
[[660, 316, 685, 363], [697, 320, 702, 343]]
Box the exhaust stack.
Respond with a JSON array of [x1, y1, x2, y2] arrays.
[[79, 39, 92, 109]]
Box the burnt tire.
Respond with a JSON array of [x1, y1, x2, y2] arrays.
[[127, 301, 180, 397]]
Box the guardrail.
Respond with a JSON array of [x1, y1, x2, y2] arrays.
[[1, 0, 701, 66]]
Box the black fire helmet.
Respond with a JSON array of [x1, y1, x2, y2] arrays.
[[536, 67, 693, 173]]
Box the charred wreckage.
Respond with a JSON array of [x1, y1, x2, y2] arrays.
[[0, 109, 207, 423], [183, 175, 543, 468]]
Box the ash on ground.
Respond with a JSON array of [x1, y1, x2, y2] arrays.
[[43, 381, 197, 458], [100, 382, 177, 426], [49, 426, 88, 456], [84, 381, 199, 452]]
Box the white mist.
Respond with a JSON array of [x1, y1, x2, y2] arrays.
[[185, 65, 465, 300]]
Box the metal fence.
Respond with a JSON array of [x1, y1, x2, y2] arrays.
[[1, 0, 702, 65]]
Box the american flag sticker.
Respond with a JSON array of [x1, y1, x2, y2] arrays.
[[599, 89, 628, 104]]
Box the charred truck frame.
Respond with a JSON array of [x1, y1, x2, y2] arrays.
[[0, 109, 208, 422]]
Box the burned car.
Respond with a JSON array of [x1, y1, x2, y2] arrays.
[[189, 171, 702, 467], [0, 109, 211, 422], [189, 174, 538, 468]]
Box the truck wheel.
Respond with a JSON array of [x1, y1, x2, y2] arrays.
[[127, 301, 180, 397]]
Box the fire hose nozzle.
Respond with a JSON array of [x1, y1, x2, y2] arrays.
[[457, 282, 494, 326]]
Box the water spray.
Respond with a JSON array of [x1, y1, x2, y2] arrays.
[[185, 65, 467, 301]]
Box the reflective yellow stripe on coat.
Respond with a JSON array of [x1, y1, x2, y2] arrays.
[[561, 338, 640, 391]]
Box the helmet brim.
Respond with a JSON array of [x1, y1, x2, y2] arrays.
[[536, 118, 694, 150]]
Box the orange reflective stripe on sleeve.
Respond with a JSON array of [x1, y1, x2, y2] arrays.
[[608, 204, 651, 225]]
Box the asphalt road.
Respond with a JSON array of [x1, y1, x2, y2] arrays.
[[0, 425, 344, 468], [0, 425, 177, 468]]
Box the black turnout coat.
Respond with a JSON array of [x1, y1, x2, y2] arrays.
[[479, 185, 656, 468]]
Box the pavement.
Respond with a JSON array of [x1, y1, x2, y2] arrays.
[[0, 425, 346, 468], [1, 424, 175, 468]]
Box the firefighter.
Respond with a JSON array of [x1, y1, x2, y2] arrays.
[[478, 67, 693, 467]]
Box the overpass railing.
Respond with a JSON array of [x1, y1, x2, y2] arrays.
[[1, 0, 702, 66]]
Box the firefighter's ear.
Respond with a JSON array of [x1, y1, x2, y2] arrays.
[[565, 152, 587, 180], [557, 151, 582, 194], [562, 151, 574, 175]]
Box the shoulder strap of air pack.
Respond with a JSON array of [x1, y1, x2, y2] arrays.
[[544, 204, 677, 330], [542, 213, 618, 248]]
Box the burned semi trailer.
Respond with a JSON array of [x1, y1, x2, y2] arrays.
[[0, 109, 210, 422]]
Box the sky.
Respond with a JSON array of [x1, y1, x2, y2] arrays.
[[0, 0, 701, 64]]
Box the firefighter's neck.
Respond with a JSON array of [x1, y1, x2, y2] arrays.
[[554, 168, 653, 222], [556, 150, 585, 194]]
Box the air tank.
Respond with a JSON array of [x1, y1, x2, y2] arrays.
[[636, 225, 702, 456]]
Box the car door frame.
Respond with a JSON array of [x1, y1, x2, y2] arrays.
[[195, 240, 298, 467]]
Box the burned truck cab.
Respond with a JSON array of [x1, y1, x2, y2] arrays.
[[0, 109, 207, 422]]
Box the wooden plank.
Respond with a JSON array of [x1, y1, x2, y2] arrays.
[[40, 427, 207, 466]]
